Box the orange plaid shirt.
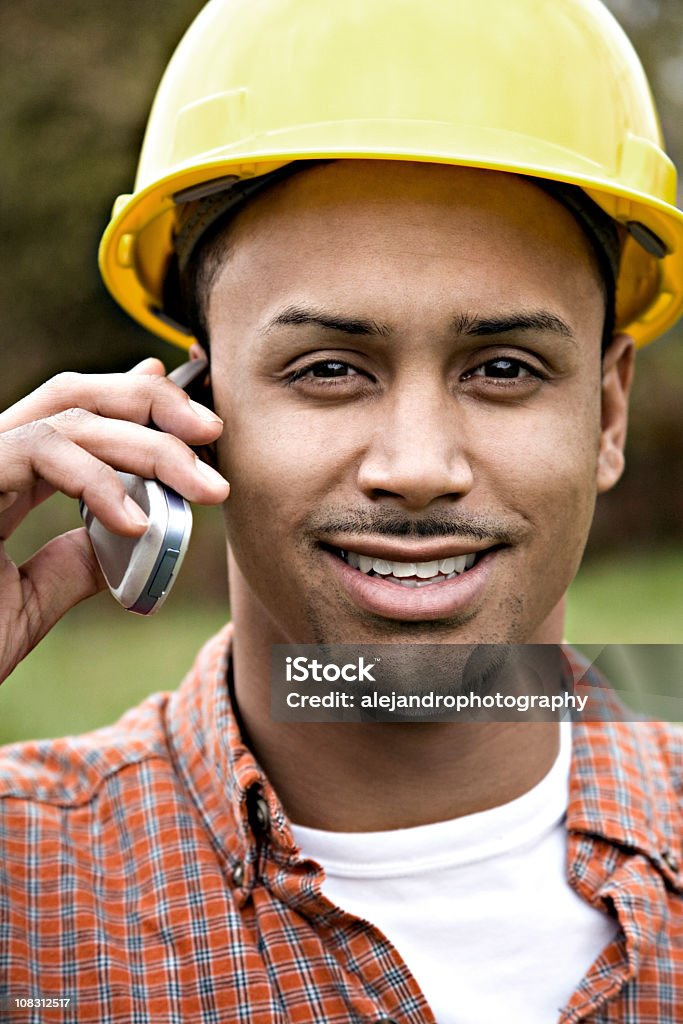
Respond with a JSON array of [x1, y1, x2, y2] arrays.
[[1, 627, 682, 1023]]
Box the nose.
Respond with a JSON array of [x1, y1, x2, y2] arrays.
[[356, 381, 474, 510]]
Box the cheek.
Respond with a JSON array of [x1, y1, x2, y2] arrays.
[[214, 388, 355, 564], [499, 420, 597, 502], [219, 408, 349, 496], [484, 396, 601, 567]]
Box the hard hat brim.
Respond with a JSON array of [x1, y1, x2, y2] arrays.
[[100, 129, 683, 349]]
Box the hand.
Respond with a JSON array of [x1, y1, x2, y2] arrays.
[[0, 357, 229, 683]]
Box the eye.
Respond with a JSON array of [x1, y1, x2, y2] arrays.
[[288, 359, 360, 383], [464, 358, 536, 380]]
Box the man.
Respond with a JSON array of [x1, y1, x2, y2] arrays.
[[1, 0, 682, 1021]]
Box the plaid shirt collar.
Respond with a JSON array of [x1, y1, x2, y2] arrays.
[[165, 625, 309, 914], [165, 626, 683, 908]]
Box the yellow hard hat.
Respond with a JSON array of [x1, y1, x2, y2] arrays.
[[99, 0, 683, 350]]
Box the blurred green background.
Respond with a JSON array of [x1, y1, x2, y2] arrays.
[[1, 0, 682, 743]]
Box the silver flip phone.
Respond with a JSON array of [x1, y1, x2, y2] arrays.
[[79, 359, 209, 615]]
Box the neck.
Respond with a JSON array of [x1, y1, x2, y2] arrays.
[[229, 564, 565, 832]]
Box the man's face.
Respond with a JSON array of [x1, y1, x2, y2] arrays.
[[205, 160, 629, 644]]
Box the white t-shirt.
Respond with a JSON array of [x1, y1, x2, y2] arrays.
[[291, 722, 618, 1023]]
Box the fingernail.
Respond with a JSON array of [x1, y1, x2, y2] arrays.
[[195, 456, 229, 488], [189, 399, 222, 424], [123, 494, 149, 527]]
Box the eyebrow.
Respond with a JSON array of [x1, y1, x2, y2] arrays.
[[453, 310, 574, 339], [261, 305, 391, 337], [260, 304, 574, 340]]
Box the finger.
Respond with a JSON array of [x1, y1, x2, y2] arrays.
[[0, 368, 223, 443], [128, 356, 167, 376], [0, 416, 229, 539], [43, 407, 229, 503], [7, 529, 106, 671], [0, 424, 150, 537]]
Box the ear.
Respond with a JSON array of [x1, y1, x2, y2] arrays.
[[189, 341, 209, 363], [596, 332, 635, 494]]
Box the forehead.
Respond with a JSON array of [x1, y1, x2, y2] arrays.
[[224, 160, 594, 255], [207, 160, 604, 335]]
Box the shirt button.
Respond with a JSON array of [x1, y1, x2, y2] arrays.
[[662, 848, 679, 872], [254, 796, 270, 833], [247, 786, 271, 836], [375, 1018, 399, 1024], [232, 860, 245, 887]]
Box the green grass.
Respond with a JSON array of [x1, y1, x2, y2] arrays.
[[565, 547, 683, 644], [1, 548, 682, 745], [0, 594, 229, 746], [565, 550, 683, 721]]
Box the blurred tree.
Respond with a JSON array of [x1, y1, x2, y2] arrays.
[[0, 0, 205, 394], [604, 0, 683, 174]]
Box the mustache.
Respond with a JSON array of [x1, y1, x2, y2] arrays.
[[307, 508, 522, 544]]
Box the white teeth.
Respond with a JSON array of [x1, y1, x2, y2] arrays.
[[372, 558, 393, 575], [341, 548, 481, 580], [392, 561, 417, 578]]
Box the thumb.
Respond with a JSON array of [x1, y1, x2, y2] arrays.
[[18, 528, 107, 651]]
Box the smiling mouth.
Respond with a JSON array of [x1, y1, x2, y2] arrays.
[[325, 546, 495, 587]]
